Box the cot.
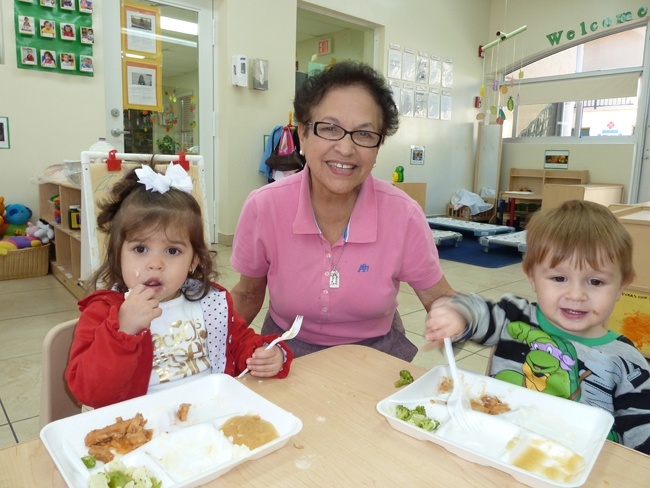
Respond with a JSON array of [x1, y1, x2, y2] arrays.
[[427, 217, 515, 236], [431, 229, 463, 247], [478, 231, 527, 253]]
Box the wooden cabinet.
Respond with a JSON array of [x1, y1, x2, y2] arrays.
[[508, 169, 589, 194], [542, 184, 624, 210], [39, 181, 85, 299]]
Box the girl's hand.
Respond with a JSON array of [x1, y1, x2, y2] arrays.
[[246, 345, 284, 378], [424, 299, 467, 343], [118, 284, 161, 335]]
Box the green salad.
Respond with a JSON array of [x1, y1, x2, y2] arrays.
[[88, 460, 162, 488]]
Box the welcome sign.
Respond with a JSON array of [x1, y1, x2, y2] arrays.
[[545, 6, 647, 46]]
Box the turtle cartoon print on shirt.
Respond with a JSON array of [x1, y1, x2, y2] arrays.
[[495, 321, 585, 400]]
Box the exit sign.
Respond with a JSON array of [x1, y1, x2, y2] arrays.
[[318, 39, 331, 55]]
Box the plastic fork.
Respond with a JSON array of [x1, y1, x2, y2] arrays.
[[237, 315, 303, 378], [444, 337, 481, 434]]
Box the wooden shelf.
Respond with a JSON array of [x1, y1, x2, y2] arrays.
[[508, 169, 588, 194], [39, 181, 85, 299]]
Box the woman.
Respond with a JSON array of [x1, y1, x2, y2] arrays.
[[231, 61, 454, 361]]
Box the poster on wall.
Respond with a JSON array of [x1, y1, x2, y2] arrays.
[[14, 0, 94, 76], [123, 61, 162, 111], [544, 150, 569, 169], [387, 44, 402, 79], [121, 1, 163, 111]]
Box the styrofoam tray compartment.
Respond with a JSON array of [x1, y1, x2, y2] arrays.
[[41, 374, 302, 488], [377, 366, 613, 488]]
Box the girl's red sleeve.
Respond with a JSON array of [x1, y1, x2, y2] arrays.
[[65, 291, 153, 408]]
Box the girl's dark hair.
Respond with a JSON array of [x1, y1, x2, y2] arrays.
[[88, 158, 216, 300], [293, 61, 399, 139]]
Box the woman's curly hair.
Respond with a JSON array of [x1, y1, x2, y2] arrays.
[[293, 61, 399, 139]]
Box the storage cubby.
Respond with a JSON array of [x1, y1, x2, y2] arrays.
[[39, 181, 85, 299]]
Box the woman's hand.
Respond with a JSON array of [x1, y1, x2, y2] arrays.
[[246, 344, 285, 377], [118, 284, 162, 335], [424, 297, 467, 343]]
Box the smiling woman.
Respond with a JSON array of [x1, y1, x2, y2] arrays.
[[230, 61, 456, 362]]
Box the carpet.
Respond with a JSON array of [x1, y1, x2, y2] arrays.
[[436, 236, 523, 268]]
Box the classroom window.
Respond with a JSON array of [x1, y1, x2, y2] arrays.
[[503, 25, 645, 139]]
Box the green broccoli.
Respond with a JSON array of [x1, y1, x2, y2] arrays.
[[81, 455, 96, 469], [395, 404, 411, 421], [394, 369, 414, 387], [395, 404, 440, 433]]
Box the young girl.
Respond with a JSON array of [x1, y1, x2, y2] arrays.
[[66, 161, 293, 409]]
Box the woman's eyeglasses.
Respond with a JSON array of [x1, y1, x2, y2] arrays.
[[307, 122, 383, 148]]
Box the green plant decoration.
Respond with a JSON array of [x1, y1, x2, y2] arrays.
[[156, 135, 180, 155]]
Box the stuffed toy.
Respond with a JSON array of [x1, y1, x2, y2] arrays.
[[0, 196, 7, 237], [0, 235, 42, 255], [26, 220, 55, 244], [3, 203, 32, 237]]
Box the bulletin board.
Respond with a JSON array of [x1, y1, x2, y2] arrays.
[[79, 152, 208, 280], [14, 0, 94, 77]]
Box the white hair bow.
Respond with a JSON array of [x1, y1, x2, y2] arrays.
[[135, 163, 193, 194]]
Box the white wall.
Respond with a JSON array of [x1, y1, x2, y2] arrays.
[[2, 0, 641, 244], [0, 3, 106, 218]]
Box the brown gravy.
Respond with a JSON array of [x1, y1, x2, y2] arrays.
[[221, 414, 279, 450]]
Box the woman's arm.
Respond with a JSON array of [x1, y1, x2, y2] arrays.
[[414, 275, 455, 311], [230, 274, 268, 325]]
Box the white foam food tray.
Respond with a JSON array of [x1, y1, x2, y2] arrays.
[[41, 374, 303, 488], [377, 366, 613, 488]]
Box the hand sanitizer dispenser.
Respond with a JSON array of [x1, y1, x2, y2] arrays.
[[232, 55, 248, 87]]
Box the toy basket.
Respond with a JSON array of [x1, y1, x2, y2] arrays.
[[0, 244, 50, 281], [447, 197, 495, 223]]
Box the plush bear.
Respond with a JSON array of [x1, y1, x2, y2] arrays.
[[3, 203, 32, 237], [26, 220, 54, 244]]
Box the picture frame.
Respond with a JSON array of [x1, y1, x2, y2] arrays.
[[80, 26, 94, 44], [60, 0, 75, 10], [60, 52, 76, 70], [544, 150, 569, 169], [79, 0, 93, 14], [410, 145, 425, 165], [80, 55, 94, 73], [39, 19, 56, 38], [40, 49, 57, 68], [60, 23, 77, 41], [18, 16, 35, 35], [21, 47, 37, 65], [0, 117, 10, 149]]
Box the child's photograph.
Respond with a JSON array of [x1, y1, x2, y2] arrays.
[[79, 0, 93, 13], [60, 23, 76, 40], [60, 0, 75, 10], [40, 0, 55, 6], [18, 16, 35, 35], [21, 47, 37, 65], [80, 55, 94, 72], [39, 19, 55, 38], [80, 27, 94, 44], [40, 50, 57, 68], [60, 52, 76, 70]]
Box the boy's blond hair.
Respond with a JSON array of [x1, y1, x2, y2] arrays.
[[522, 200, 635, 284]]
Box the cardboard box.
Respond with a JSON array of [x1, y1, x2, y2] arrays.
[[610, 289, 650, 358], [393, 182, 426, 212]]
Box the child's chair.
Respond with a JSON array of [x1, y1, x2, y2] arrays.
[[39, 319, 81, 427]]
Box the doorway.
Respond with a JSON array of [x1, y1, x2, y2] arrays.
[[102, 0, 216, 241]]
